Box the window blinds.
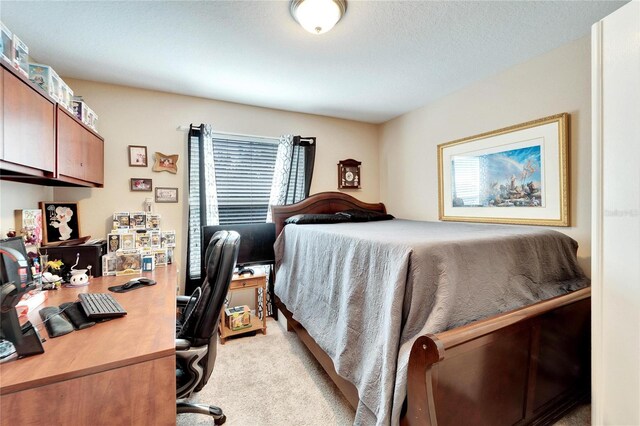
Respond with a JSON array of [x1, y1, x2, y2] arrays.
[[212, 136, 278, 224]]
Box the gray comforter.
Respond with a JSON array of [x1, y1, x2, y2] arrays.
[[274, 219, 588, 426]]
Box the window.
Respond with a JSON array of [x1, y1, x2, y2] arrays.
[[187, 130, 278, 286], [212, 135, 278, 224]]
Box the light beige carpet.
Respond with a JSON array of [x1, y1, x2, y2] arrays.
[[554, 404, 591, 426], [177, 318, 590, 425], [177, 318, 354, 425]]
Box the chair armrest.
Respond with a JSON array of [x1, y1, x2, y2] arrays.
[[176, 295, 191, 308], [176, 339, 191, 351]]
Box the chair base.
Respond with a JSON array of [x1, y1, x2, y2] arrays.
[[177, 402, 226, 424]]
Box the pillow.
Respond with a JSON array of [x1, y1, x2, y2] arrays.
[[284, 214, 351, 225], [335, 209, 395, 222]]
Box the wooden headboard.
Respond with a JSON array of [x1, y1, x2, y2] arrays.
[[271, 192, 387, 236]]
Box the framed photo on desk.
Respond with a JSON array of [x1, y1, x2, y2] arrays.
[[39, 202, 81, 245]]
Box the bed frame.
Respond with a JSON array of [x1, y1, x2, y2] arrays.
[[272, 192, 591, 426]]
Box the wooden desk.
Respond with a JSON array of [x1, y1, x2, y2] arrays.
[[0, 267, 178, 425]]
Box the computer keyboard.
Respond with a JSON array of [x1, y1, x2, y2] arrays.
[[78, 293, 127, 319]]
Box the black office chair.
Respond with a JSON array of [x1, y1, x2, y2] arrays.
[[176, 230, 240, 424]]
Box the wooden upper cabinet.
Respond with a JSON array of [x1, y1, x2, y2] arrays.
[[56, 106, 104, 186], [83, 130, 104, 185], [57, 107, 84, 180], [1, 62, 104, 187], [2, 67, 56, 173]]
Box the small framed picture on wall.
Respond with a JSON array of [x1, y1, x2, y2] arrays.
[[153, 152, 179, 174], [130, 178, 152, 192], [128, 145, 148, 167], [155, 187, 179, 203]]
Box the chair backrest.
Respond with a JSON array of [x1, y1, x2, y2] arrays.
[[182, 230, 240, 389], [177, 231, 228, 330]]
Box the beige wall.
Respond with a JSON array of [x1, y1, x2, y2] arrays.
[[0, 181, 53, 234], [53, 79, 379, 286], [379, 36, 592, 274]]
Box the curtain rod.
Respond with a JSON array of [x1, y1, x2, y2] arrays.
[[176, 125, 280, 142]]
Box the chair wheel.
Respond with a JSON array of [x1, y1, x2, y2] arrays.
[[214, 414, 226, 425]]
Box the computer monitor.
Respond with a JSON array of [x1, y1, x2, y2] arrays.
[[0, 237, 33, 292], [0, 237, 44, 360], [202, 223, 276, 275]]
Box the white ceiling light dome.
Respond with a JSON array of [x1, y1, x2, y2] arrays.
[[290, 0, 347, 35]]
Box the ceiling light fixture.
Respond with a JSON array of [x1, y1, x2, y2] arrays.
[[290, 0, 347, 35]]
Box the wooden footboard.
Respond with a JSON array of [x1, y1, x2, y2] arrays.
[[278, 288, 590, 426], [404, 287, 591, 426]]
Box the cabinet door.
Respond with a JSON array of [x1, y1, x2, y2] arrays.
[[3, 69, 55, 172], [83, 130, 104, 185], [57, 107, 85, 180]]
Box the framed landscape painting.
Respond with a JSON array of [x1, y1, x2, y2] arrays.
[[438, 113, 569, 226]]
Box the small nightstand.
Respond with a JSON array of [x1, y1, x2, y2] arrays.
[[219, 272, 267, 344]]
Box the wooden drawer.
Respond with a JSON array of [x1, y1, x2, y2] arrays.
[[229, 274, 266, 290]]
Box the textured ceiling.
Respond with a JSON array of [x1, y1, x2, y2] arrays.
[[0, 1, 626, 123]]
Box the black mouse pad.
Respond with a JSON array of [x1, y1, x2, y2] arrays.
[[108, 283, 144, 293]]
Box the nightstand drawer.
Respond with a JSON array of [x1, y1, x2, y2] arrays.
[[229, 274, 265, 290]]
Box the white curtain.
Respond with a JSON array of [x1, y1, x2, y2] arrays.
[[266, 134, 294, 222], [187, 124, 220, 285], [200, 125, 220, 226]]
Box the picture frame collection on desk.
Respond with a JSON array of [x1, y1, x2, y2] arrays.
[[104, 211, 176, 277]]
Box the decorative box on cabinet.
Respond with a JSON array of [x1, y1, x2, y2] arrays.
[[1, 62, 56, 178]]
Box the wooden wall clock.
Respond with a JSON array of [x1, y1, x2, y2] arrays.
[[337, 159, 361, 189]]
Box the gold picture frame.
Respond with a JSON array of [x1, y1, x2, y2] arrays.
[[438, 113, 569, 226], [153, 152, 179, 174]]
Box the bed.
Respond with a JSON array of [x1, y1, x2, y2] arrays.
[[271, 192, 590, 426]]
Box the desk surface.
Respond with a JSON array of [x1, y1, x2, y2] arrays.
[[0, 266, 177, 395]]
